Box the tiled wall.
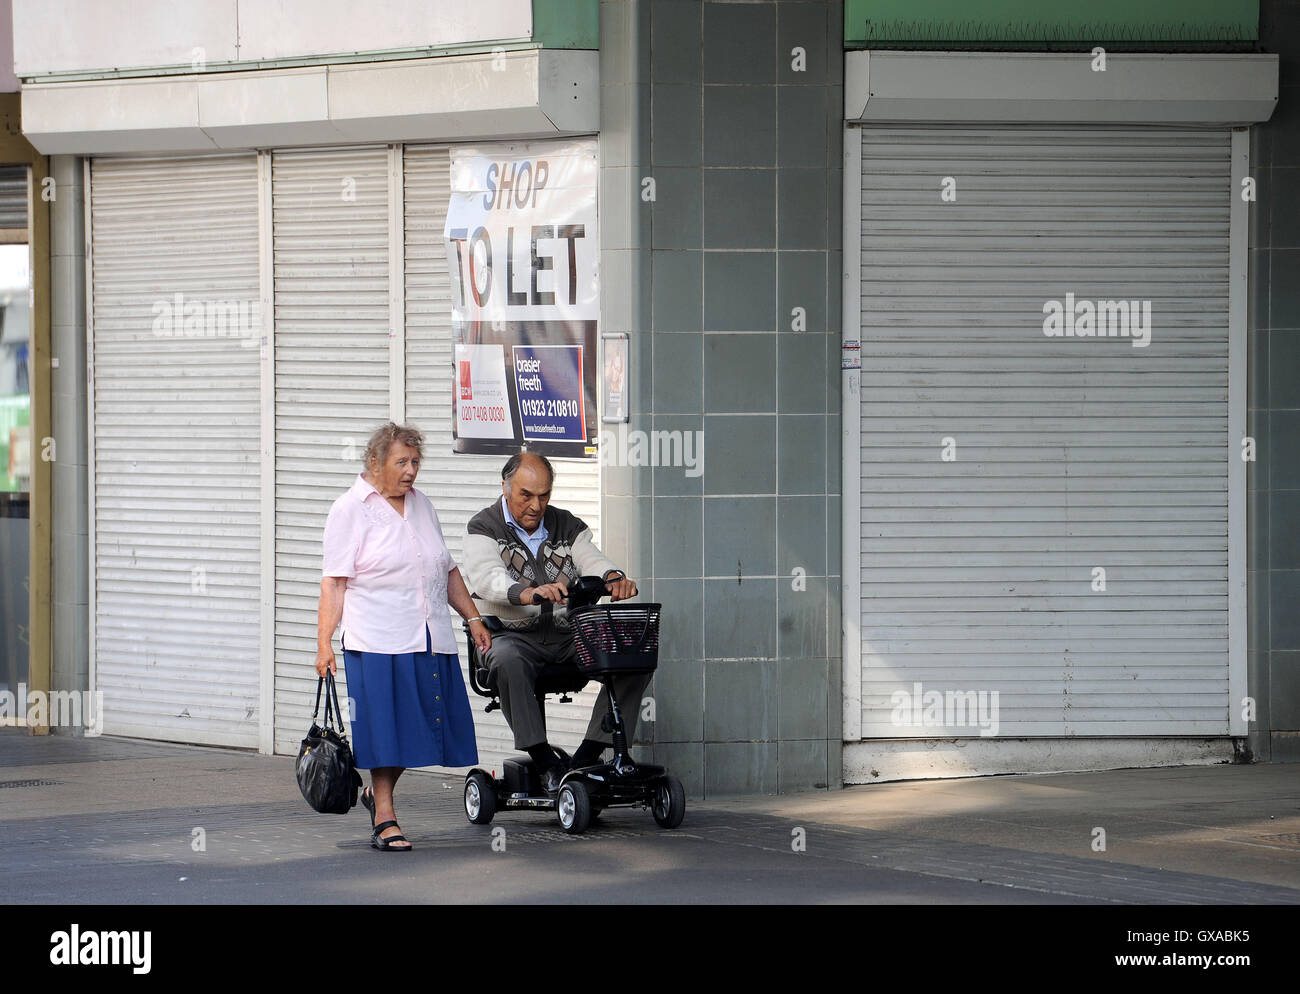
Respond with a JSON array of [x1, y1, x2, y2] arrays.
[[1250, 0, 1300, 762], [599, 0, 845, 795]]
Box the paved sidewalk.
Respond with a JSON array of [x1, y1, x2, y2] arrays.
[[1, 728, 1297, 904]]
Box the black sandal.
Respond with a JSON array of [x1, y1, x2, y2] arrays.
[[371, 820, 411, 852], [360, 787, 376, 831]]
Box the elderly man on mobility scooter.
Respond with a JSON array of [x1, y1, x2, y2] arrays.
[[461, 451, 652, 795]]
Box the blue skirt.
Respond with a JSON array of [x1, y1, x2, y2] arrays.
[[342, 626, 479, 770]]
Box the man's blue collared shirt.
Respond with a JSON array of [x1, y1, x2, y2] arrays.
[[501, 495, 548, 559]]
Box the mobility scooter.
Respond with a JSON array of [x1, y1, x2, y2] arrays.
[[461, 575, 686, 834]]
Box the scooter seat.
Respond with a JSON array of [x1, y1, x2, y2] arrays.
[[476, 661, 591, 697], [465, 617, 591, 700]]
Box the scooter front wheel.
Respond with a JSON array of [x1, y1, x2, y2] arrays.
[[652, 775, 685, 829]]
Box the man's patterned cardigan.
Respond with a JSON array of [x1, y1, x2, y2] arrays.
[[463, 498, 622, 631]]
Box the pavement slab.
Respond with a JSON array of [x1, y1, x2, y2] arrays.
[[1, 728, 1297, 905]]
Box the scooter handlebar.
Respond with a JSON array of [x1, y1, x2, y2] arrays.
[[528, 575, 613, 607], [529, 586, 582, 605]]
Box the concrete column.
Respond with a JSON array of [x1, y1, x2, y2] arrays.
[[48, 154, 88, 734]]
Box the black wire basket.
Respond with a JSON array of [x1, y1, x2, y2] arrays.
[[569, 603, 662, 675]]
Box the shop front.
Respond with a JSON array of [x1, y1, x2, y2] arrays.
[[18, 2, 604, 770], [841, 51, 1277, 780]]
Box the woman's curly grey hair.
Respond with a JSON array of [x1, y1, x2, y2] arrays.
[[363, 422, 424, 471]]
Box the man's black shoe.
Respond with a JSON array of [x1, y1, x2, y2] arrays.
[[568, 738, 607, 769], [539, 766, 565, 795]]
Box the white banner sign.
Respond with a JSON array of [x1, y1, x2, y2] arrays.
[[444, 138, 599, 457]]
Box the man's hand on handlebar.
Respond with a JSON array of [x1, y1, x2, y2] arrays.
[[523, 578, 570, 604], [606, 577, 638, 602], [521, 575, 638, 604]]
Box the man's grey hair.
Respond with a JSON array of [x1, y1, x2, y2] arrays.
[[502, 451, 554, 488], [364, 422, 424, 470]]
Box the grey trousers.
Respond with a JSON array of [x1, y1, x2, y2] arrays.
[[482, 621, 652, 752]]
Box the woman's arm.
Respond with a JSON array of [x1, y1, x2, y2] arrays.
[[316, 576, 347, 676], [447, 566, 491, 654]]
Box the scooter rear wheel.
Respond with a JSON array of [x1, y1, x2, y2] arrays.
[[556, 780, 592, 834]]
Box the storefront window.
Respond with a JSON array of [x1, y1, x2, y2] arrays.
[[0, 240, 30, 708]]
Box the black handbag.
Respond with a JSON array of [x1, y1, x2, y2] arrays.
[[295, 671, 363, 814]]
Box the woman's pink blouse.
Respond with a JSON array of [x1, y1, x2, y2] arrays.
[[321, 474, 458, 655]]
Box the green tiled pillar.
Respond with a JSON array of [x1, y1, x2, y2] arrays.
[[600, 0, 844, 797]]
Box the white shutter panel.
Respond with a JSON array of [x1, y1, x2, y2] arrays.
[[402, 145, 504, 551], [402, 144, 603, 769], [90, 154, 261, 747], [856, 126, 1231, 738], [271, 147, 391, 753]]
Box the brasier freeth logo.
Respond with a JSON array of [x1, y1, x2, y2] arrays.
[[459, 360, 473, 400]]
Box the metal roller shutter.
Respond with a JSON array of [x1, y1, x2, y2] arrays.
[[855, 125, 1231, 738], [0, 165, 28, 231], [271, 147, 392, 754], [402, 144, 603, 770], [90, 154, 261, 747]]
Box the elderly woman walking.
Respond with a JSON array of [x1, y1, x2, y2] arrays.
[[316, 423, 489, 851]]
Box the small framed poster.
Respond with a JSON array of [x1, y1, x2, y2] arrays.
[[601, 333, 629, 423]]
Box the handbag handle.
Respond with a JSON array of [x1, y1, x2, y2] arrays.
[[313, 671, 346, 731]]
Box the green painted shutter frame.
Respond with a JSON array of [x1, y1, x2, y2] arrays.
[[532, 0, 600, 49], [845, 0, 1259, 47]]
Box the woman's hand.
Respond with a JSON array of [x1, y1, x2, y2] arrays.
[[447, 567, 493, 655], [315, 644, 337, 678], [468, 618, 491, 655]]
